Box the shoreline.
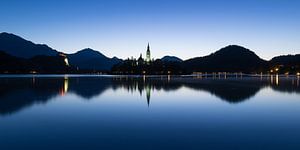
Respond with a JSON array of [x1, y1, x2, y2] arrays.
[[0, 73, 299, 78]]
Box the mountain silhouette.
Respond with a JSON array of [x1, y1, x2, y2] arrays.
[[68, 48, 122, 71], [0, 32, 299, 74], [184, 45, 267, 73], [161, 56, 183, 62], [0, 33, 122, 72], [0, 32, 58, 58]]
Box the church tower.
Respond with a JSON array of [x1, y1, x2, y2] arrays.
[[146, 43, 151, 64]]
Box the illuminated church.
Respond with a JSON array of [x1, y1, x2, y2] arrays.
[[146, 43, 151, 64], [138, 43, 152, 65]]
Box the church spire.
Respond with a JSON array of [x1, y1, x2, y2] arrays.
[[146, 43, 151, 64]]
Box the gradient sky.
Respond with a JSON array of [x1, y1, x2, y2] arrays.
[[1, 0, 300, 60]]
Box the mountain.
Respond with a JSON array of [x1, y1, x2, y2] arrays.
[[161, 56, 183, 62], [0, 32, 298, 74], [0, 32, 58, 58], [68, 48, 122, 71], [184, 45, 267, 73]]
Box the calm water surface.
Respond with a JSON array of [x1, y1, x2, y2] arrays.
[[0, 75, 299, 150]]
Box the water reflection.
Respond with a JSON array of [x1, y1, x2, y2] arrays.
[[0, 75, 299, 116]]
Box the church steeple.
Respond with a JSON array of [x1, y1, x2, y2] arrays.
[[146, 43, 151, 64]]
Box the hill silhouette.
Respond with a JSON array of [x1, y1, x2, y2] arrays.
[[269, 54, 300, 74], [0, 32, 299, 74], [0, 32, 58, 58], [184, 45, 267, 73], [0, 33, 122, 72], [68, 48, 122, 71], [161, 56, 183, 62], [270, 54, 300, 66]]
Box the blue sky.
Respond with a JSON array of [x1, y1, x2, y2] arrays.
[[1, 0, 300, 60]]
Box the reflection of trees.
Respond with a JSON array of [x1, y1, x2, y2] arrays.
[[113, 77, 261, 104], [68, 77, 112, 99], [117, 77, 260, 103], [182, 79, 267, 103], [111, 76, 300, 104], [111, 77, 184, 106], [0, 77, 115, 116], [269, 76, 300, 94], [0, 76, 299, 116], [0, 77, 65, 115]]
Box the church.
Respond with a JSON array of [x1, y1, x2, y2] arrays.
[[146, 43, 151, 64], [138, 43, 151, 65]]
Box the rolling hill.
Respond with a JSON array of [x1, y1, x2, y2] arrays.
[[184, 45, 267, 73], [68, 48, 122, 71]]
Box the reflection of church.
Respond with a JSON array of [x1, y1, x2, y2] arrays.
[[145, 85, 151, 106]]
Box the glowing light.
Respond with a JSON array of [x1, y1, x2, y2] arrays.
[[275, 68, 279, 71], [59, 53, 69, 66], [64, 58, 69, 66], [30, 71, 37, 74], [270, 70, 273, 73], [297, 72, 300, 76]]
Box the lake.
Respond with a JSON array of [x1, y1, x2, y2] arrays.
[[0, 75, 299, 150]]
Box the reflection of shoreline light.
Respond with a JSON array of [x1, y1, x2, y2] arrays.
[[60, 76, 69, 96], [270, 75, 273, 84], [297, 76, 299, 87], [64, 77, 69, 93], [270, 75, 280, 86], [32, 77, 35, 85]]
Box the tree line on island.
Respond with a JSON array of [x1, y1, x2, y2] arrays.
[[0, 32, 299, 75]]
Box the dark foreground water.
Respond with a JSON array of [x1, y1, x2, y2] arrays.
[[0, 75, 299, 150]]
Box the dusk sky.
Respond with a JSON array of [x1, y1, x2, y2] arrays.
[[1, 0, 300, 60]]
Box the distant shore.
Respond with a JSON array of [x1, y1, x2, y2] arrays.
[[0, 73, 299, 78]]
